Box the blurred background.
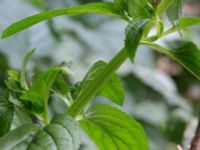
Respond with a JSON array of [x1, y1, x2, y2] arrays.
[[0, 0, 200, 149]]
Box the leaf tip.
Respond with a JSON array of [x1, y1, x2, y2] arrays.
[[1, 31, 8, 39], [1, 27, 14, 39]]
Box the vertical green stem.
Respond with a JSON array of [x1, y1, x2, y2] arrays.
[[67, 48, 127, 117], [43, 102, 49, 124]]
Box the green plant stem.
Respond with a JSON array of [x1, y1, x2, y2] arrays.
[[67, 41, 173, 118], [140, 40, 173, 57], [146, 26, 180, 41], [43, 103, 49, 124], [67, 48, 127, 117], [160, 27, 180, 37]]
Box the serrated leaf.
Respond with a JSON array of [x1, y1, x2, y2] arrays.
[[20, 67, 63, 114], [80, 104, 148, 150], [125, 19, 150, 61], [28, 115, 80, 150], [0, 90, 14, 137], [20, 49, 35, 90], [128, 0, 152, 19], [76, 61, 124, 105], [166, 42, 200, 80], [166, 0, 183, 25], [2, 2, 126, 38], [0, 124, 40, 150]]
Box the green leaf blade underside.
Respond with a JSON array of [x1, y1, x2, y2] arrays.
[[2, 2, 126, 38], [168, 42, 200, 80], [28, 115, 80, 150], [80, 104, 149, 150], [77, 60, 125, 105], [125, 19, 150, 61], [0, 124, 40, 150]]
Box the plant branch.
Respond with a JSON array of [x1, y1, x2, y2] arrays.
[[67, 48, 127, 117], [145, 26, 181, 42], [67, 41, 174, 118], [140, 40, 173, 56]]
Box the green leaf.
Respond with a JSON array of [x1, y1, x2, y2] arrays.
[[0, 91, 13, 137], [80, 104, 149, 150], [0, 124, 40, 150], [7, 70, 20, 83], [125, 19, 150, 61], [10, 141, 30, 150], [98, 73, 124, 105], [178, 17, 200, 28], [155, 0, 172, 15], [52, 75, 71, 106], [143, 41, 200, 80], [5, 80, 22, 93], [0, 108, 14, 137], [2, 2, 127, 38], [28, 115, 80, 150], [114, 0, 128, 12], [167, 42, 200, 80], [20, 67, 63, 117], [163, 18, 200, 35], [5, 70, 22, 93], [12, 106, 32, 128], [0, 115, 80, 150], [128, 0, 152, 19], [166, 0, 183, 25], [77, 61, 124, 105], [20, 49, 35, 90]]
